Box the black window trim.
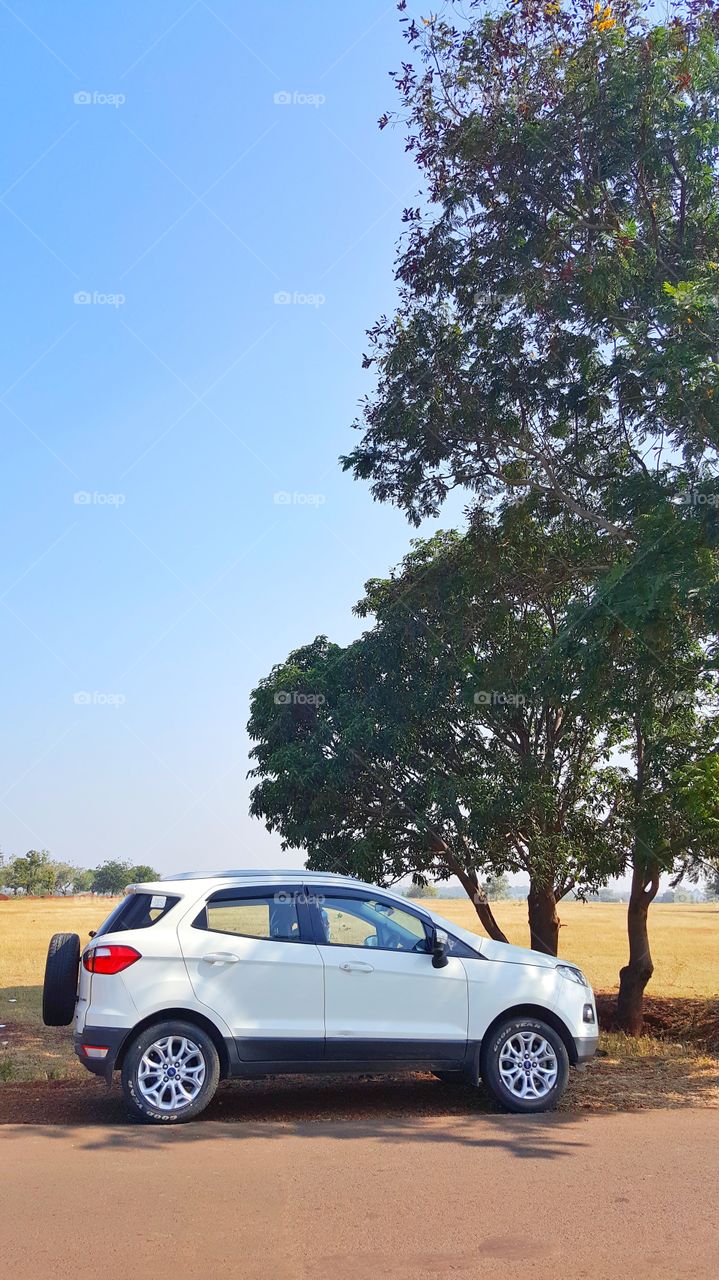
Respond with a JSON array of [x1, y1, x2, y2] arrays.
[[303, 885, 435, 954], [192, 884, 316, 944]]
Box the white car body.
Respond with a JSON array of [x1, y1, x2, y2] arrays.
[[73, 870, 598, 1089]]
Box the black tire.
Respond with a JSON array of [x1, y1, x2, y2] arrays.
[[42, 932, 81, 1026], [480, 1016, 569, 1114], [121, 1020, 220, 1124]]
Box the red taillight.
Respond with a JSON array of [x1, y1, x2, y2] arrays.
[[83, 944, 141, 975]]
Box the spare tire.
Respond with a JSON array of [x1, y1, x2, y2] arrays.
[[42, 932, 81, 1026]]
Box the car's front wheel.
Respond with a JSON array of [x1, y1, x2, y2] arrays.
[[480, 1017, 569, 1113], [121, 1020, 220, 1123]]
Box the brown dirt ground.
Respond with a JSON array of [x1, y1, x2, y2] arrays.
[[1, 1047, 716, 1126], [596, 993, 719, 1052]]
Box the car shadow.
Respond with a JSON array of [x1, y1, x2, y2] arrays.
[[0, 1072, 591, 1159]]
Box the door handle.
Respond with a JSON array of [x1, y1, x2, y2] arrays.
[[339, 961, 374, 973], [202, 952, 240, 964]]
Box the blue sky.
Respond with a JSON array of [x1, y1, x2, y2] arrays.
[[0, 0, 467, 873]]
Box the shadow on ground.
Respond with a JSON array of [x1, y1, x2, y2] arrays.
[[2, 984, 716, 1132], [1, 1047, 716, 1135], [0, 1076, 592, 1160]]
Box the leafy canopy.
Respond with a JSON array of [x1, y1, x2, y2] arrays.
[[248, 507, 626, 918], [345, 0, 719, 541]]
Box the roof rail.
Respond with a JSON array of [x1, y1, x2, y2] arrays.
[[162, 868, 361, 882]]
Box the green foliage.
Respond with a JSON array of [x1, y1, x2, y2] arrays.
[[248, 509, 626, 914], [405, 881, 439, 898], [6, 851, 56, 896], [128, 864, 159, 884], [50, 862, 77, 895], [338, 0, 719, 982], [345, 0, 719, 541], [91, 860, 132, 895], [70, 868, 94, 894], [0, 854, 159, 896], [481, 873, 512, 901]]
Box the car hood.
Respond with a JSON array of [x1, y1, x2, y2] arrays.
[[427, 909, 560, 970]]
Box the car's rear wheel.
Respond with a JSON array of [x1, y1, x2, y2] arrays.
[[480, 1017, 569, 1113], [42, 932, 81, 1026], [121, 1020, 220, 1123]]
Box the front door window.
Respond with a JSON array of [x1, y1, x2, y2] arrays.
[[318, 895, 429, 952]]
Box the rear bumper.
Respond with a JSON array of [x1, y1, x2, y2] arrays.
[[573, 1034, 599, 1065], [74, 1026, 129, 1081]]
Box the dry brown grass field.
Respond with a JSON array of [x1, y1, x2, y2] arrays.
[[0, 895, 717, 1096], [413, 898, 719, 999]]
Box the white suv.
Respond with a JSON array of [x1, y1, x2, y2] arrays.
[[42, 870, 598, 1123]]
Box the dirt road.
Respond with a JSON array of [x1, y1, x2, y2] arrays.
[[2, 1103, 717, 1280]]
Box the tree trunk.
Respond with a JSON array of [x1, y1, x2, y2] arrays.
[[616, 861, 659, 1035], [527, 881, 560, 955], [470, 888, 510, 943], [450, 861, 509, 943]]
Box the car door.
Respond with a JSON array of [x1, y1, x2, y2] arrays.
[[310, 889, 468, 1063], [178, 885, 325, 1062]]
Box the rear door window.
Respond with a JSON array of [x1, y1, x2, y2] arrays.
[[95, 893, 180, 936], [195, 893, 301, 941]]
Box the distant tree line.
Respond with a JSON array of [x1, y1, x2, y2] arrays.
[[0, 851, 158, 897], [406, 876, 713, 904]]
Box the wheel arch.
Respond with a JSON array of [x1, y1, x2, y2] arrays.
[[480, 1004, 577, 1070], [115, 1008, 231, 1078]]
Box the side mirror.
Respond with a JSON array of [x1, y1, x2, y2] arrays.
[[432, 928, 449, 969]]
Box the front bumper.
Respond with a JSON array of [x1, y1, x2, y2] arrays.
[[573, 1033, 599, 1065], [74, 1026, 129, 1081]]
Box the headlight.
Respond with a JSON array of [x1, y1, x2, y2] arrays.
[[556, 964, 589, 988]]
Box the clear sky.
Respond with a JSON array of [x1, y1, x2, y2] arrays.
[[1, 0, 468, 874]]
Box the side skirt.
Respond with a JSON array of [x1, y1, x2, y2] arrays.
[[228, 1038, 480, 1079]]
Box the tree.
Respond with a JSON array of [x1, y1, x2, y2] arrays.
[[341, 0, 719, 1027], [405, 881, 439, 898], [579, 536, 719, 1030], [481, 873, 512, 902], [596, 887, 622, 903], [71, 868, 94, 894], [127, 864, 159, 884], [248, 512, 624, 954], [6, 850, 55, 896], [703, 866, 719, 900], [92, 860, 131, 895], [344, 0, 719, 541], [51, 862, 77, 895]]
